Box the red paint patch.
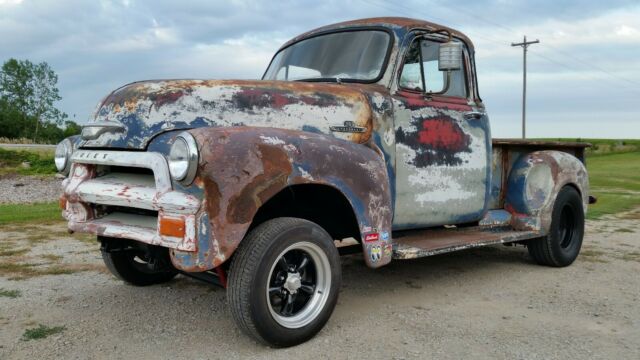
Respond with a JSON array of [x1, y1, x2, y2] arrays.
[[364, 233, 379, 242], [154, 91, 184, 107], [418, 118, 469, 152]]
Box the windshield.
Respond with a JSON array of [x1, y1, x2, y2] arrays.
[[263, 30, 391, 82]]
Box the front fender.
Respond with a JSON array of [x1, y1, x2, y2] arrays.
[[171, 127, 393, 271], [505, 150, 589, 232]]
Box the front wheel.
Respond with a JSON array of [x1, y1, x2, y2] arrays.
[[227, 217, 341, 347], [101, 239, 178, 286], [527, 186, 585, 267]]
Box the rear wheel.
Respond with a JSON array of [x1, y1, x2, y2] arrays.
[[100, 238, 178, 286], [227, 217, 341, 347], [527, 186, 584, 267]]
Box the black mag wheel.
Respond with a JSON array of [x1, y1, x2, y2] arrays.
[[227, 217, 341, 347], [527, 186, 585, 267], [266, 241, 331, 328]]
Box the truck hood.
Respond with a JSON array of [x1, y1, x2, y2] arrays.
[[81, 79, 379, 149]]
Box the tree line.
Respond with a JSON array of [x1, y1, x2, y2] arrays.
[[0, 58, 80, 144]]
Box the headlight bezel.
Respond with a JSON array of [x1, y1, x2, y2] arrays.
[[54, 138, 73, 175], [168, 132, 198, 185]]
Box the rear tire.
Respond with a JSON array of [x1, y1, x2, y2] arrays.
[[227, 217, 341, 347], [527, 186, 584, 267], [101, 241, 178, 286]]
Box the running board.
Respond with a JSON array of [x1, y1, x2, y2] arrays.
[[392, 226, 543, 260]]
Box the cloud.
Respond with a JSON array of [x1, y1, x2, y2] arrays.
[[0, 0, 638, 138]]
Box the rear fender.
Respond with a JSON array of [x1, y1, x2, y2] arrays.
[[505, 150, 589, 233], [170, 127, 393, 271]]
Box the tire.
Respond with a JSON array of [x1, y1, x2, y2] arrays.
[[101, 246, 178, 286], [227, 217, 341, 347], [527, 186, 584, 267]]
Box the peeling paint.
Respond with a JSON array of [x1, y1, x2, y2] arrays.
[[60, 17, 592, 273]]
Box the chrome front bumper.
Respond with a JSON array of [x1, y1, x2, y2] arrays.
[[61, 150, 201, 251]]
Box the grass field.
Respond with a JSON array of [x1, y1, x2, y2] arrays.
[[0, 202, 61, 226], [543, 138, 640, 156], [0, 147, 56, 176], [585, 152, 640, 219]]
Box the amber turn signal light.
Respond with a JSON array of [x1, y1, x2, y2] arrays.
[[59, 196, 67, 210], [159, 215, 186, 238]]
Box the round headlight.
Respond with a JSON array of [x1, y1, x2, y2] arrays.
[[168, 132, 198, 184], [55, 139, 72, 174]]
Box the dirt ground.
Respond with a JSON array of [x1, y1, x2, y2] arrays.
[[1, 216, 639, 360]]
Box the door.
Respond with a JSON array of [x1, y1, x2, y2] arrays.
[[392, 36, 491, 229]]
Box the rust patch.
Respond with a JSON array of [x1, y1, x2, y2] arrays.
[[202, 176, 221, 219], [231, 87, 341, 111], [227, 144, 292, 224], [185, 126, 392, 270]]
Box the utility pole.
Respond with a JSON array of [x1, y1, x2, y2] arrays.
[[511, 36, 539, 139]]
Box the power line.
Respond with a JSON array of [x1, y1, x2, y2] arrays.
[[360, 0, 640, 91], [420, 0, 640, 88], [537, 42, 640, 87]]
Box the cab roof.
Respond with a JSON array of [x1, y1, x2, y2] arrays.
[[280, 17, 474, 51]]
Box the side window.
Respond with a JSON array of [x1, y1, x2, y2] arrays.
[[399, 38, 467, 98], [399, 41, 423, 91]]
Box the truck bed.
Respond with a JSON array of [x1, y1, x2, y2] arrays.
[[489, 138, 591, 210]]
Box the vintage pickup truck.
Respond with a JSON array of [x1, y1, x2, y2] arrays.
[[55, 17, 592, 346]]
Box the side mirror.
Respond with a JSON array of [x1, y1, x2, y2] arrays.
[[438, 41, 463, 71]]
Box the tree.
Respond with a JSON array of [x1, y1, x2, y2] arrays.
[[0, 59, 67, 142], [63, 120, 82, 138]]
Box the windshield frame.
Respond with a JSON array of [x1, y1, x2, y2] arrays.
[[262, 26, 395, 84]]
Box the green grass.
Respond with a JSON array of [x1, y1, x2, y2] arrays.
[[588, 152, 640, 191], [0, 288, 21, 298], [540, 138, 640, 157], [0, 147, 56, 176], [21, 324, 65, 341], [0, 202, 61, 225], [585, 152, 640, 219]]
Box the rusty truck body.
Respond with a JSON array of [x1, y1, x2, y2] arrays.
[[55, 17, 592, 346]]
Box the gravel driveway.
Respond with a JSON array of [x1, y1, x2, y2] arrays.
[[0, 175, 62, 204], [0, 216, 638, 359]]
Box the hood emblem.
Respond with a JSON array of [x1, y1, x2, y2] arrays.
[[330, 121, 366, 133], [81, 121, 126, 140]]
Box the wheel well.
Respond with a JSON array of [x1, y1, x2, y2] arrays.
[[564, 183, 582, 197], [249, 184, 361, 242]]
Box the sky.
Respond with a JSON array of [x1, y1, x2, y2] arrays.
[[0, 0, 638, 139]]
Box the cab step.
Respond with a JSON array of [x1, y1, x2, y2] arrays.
[[392, 225, 542, 260]]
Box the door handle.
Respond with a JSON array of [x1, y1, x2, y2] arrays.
[[464, 111, 485, 120]]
